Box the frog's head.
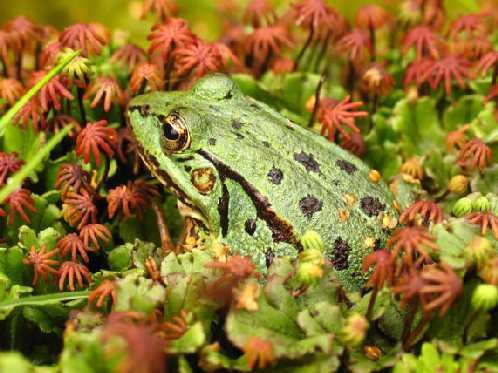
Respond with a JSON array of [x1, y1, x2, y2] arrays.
[[127, 74, 242, 233]]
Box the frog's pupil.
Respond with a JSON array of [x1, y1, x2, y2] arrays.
[[164, 124, 179, 140]]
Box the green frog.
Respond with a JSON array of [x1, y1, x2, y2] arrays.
[[127, 74, 397, 290]]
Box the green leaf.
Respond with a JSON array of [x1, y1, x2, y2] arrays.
[[0, 124, 74, 204], [108, 243, 133, 271], [22, 304, 68, 335], [114, 272, 165, 314], [469, 102, 498, 143], [443, 95, 484, 131], [168, 321, 206, 354], [2, 123, 43, 182], [226, 294, 334, 360], [390, 97, 444, 156], [0, 246, 27, 285], [0, 352, 38, 373], [161, 249, 213, 276]]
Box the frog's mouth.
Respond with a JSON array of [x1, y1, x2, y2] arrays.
[[135, 142, 211, 231]]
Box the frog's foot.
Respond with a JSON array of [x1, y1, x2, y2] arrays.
[[176, 217, 208, 252]]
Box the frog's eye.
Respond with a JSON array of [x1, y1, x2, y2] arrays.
[[160, 112, 191, 153]]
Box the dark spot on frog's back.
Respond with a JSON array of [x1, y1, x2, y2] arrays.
[[208, 138, 217, 146], [336, 159, 358, 174], [294, 151, 320, 173], [360, 196, 386, 217], [299, 195, 323, 218], [331, 237, 350, 270], [231, 120, 243, 130], [245, 218, 256, 235], [267, 167, 283, 185], [262, 141, 271, 148]]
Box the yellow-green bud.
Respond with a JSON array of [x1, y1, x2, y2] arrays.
[[471, 284, 498, 311], [300, 230, 324, 252], [297, 262, 324, 285], [464, 237, 494, 270], [473, 196, 490, 212], [448, 175, 469, 195], [342, 313, 369, 347], [61, 49, 91, 82], [299, 249, 324, 265], [452, 197, 472, 217]]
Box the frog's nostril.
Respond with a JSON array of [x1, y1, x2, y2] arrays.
[[140, 104, 151, 116]]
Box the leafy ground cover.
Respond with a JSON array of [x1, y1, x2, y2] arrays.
[[0, 0, 497, 371]]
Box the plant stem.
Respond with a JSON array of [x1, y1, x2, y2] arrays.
[[463, 310, 479, 342], [0, 57, 6, 77], [295, 26, 315, 69], [0, 291, 89, 309], [365, 288, 378, 320], [76, 86, 87, 124], [307, 74, 325, 128], [369, 23, 376, 62], [152, 200, 175, 254], [401, 302, 417, 342], [404, 314, 430, 350], [313, 32, 331, 73]]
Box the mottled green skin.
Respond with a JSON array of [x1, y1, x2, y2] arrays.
[[128, 75, 397, 290]]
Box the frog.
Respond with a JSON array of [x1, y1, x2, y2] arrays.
[[127, 74, 398, 290]]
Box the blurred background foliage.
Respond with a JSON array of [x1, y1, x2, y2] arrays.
[[0, 0, 481, 44]]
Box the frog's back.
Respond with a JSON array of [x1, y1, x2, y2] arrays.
[[190, 80, 397, 288]]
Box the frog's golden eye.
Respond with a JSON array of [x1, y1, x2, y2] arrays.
[[160, 112, 191, 153]]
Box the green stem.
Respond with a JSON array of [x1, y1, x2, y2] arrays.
[[0, 291, 89, 309], [307, 75, 325, 128], [0, 50, 79, 136], [365, 288, 378, 320], [0, 124, 74, 203], [295, 26, 315, 70]]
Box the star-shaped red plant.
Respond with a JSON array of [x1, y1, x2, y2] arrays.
[[466, 212, 498, 240], [23, 245, 59, 285], [421, 55, 473, 95], [388, 226, 437, 269], [75, 120, 117, 166], [130, 62, 164, 95], [62, 189, 98, 229], [89, 280, 117, 308], [458, 138, 492, 171], [420, 264, 463, 316], [84, 75, 124, 112], [5, 188, 36, 224], [56, 233, 92, 263], [58, 260, 92, 291], [399, 200, 444, 225], [402, 26, 440, 60], [59, 23, 105, 56], [79, 223, 112, 250], [0, 151, 23, 185], [317, 95, 368, 142], [111, 44, 147, 72]]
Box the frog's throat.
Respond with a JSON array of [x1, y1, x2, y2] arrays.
[[197, 149, 302, 248]]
